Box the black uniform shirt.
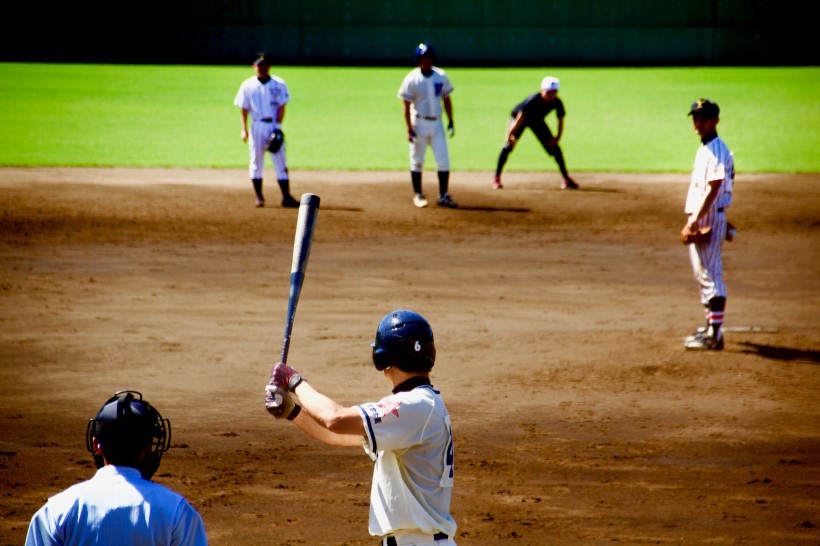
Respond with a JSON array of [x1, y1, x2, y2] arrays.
[[512, 93, 565, 120]]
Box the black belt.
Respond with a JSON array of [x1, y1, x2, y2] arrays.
[[385, 532, 447, 546], [418, 116, 438, 121], [258, 118, 273, 122], [717, 207, 724, 212]]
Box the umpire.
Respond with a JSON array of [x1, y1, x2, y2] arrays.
[[493, 76, 578, 190]]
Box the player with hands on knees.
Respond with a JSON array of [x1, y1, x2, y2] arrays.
[[265, 310, 458, 545], [492, 76, 578, 190]]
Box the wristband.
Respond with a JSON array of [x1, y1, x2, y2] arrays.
[[287, 404, 302, 421]]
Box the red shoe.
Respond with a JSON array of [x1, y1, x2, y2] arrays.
[[492, 176, 503, 189]]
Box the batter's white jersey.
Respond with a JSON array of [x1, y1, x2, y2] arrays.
[[685, 135, 734, 303], [357, 382, 456, 540]]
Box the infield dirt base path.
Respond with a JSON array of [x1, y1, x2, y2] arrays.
[[1, 168, 818, 545]]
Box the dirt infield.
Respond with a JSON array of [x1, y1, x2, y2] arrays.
[[1, 168, 818, 545]]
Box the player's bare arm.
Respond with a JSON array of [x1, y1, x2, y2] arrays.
[[276, 104, 286, 125], [240, 109, 250, 142], [682, 178, 723, 236], [507, 112, 525, 145], [443, 96, 454, 137], [403, 100, 415, 141], [293, 381, 366, 439]]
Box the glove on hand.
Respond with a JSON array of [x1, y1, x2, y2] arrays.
[[680, 225, 712, 245], [270, 362, 304, 392], [447, 121, 455, 138], [407, 129, 416, 143], [265, 384, 300, 420], [267, 129, 285, 153]]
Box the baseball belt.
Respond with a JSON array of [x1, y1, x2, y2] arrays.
[[384, 532, 448, 546]]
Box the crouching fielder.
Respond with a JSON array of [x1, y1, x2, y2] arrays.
[[266, 310, 457, 545]]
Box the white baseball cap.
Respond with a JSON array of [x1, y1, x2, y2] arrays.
[[541, 77, 560, 92]]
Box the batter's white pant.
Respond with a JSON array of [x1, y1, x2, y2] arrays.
[[249, 120, 288, 180], [688, 210, 727, 304], [410, 117, 449, 172]]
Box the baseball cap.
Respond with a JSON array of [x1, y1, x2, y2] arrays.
[[541, 77, 560, 92], [688, 98, 720, 119], [253, 53, 271, 66]]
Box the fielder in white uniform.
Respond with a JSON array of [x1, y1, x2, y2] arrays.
[[26, 391, 208, 546], [681, 99, 734, 350], [233, 53, 299, 208], [266, 310, 457, 546], [398, 44, 458, 209]]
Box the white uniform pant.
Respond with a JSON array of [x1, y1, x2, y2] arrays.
[[249, 121, 288, 180], [688, 211, 727, 304], [410, 117, 449, 172]]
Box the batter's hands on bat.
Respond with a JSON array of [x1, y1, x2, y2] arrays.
[[447, 120, 455, 138], [270, 362, 304, 392], [265, 384, 300, 420]]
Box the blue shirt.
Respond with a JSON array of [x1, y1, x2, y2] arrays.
[[26, 465, 208, 546]]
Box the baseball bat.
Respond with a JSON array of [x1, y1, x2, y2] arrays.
[[280, 193, 320, 363]]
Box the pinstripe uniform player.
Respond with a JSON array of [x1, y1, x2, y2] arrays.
[[681, 99, 735, 350], [265, 310, 457, 546], [233, 53, 299, 208], [493, 77, 578, 190], [398, 44, 458, 208]]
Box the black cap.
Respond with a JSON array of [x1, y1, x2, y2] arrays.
[[688, 99, 720, 119], [253, 52, 271, 66]]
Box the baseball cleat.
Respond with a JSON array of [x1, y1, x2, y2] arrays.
[[281, 196, 299, 208], [492, 176, 503, 189], [413, 193, 429, 208], [255, 198, 265, 208], [683, 332, 724, 351], [437, 193, 458, 208], [561, 178, 579, 190]]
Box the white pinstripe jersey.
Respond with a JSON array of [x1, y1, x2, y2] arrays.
[[233, 75, 290, 122], [357, 381, 456, 539], [685, 135, 734, 216]]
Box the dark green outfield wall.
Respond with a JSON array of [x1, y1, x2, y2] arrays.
[[3, 0, 814, 66]]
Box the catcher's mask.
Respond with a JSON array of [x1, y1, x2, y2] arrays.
[[372, 310, 436, 373], [86, 390, 171, 480]]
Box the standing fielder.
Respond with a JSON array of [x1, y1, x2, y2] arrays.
[[266, 310, 457, 545], [233, 52, 299, 208], [493, 77, 578, 190], [398, 43, 458, 209], [681, 99, 734, 350]]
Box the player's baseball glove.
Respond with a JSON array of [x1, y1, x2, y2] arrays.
[[680, 226, 712, 245], [267, 129, 285, 153]]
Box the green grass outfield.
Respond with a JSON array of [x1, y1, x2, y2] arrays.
[[1, 63, 818, 173]]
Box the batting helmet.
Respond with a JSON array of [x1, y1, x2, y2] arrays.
[[371, 310, 436, 373], [86, 390, 171, 480], [415, 43, 437, 63]]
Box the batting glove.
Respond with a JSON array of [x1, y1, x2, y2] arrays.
[[407, 129, 416, 143], [265, 384, 301, 420], [270, 362, 304, 392], [447, 120, 455, 138]]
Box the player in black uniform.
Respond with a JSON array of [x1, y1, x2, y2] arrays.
[[493, 76, 578, 190]]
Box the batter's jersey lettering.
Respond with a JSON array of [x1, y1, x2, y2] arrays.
[[233, 75, 290, 122], [357, 385, 457, 538], [398, 67, 453, 119], [685, 135, 734, 215]]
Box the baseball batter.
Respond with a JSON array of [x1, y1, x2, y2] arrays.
[[680, 99, 734, 350], [233, 52, 299, 208], [493, 77, 578, 190], [398, 43, 458, 208], [266, 310, 457, 546], [26, 391, 207, 546]]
